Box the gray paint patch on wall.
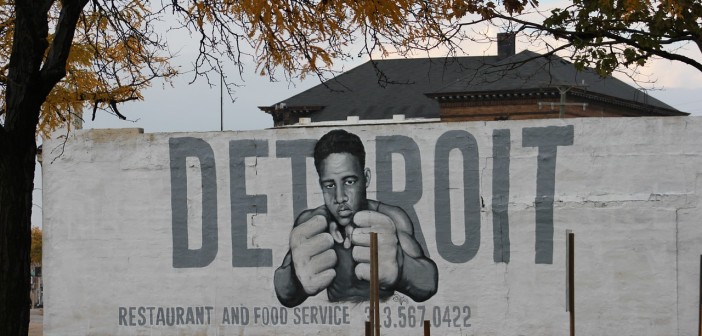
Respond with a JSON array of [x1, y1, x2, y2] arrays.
[[522, 125, 574, 264], [276, 139, 316, 219], [434, 130, 481, 263], [375, 135, 429, 256], [169, 137, 219, 268], [230, 140, 272, 267], [492, 129, 511, 263]]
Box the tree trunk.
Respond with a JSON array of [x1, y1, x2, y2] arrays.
[[1, 0, 51, 334], [0, 0, 47, 333], [0, 134, 36, 336], [0, 0, 89, 333]]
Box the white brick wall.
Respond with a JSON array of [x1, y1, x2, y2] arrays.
[[43, 117, 702, 335]]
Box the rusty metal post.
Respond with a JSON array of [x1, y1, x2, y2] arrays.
[[423, 320, 430, 336], [371, 232, 380, 336], [568, 232, 575, 336]]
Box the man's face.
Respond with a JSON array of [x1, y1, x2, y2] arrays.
[[318, 152, 370, 227]]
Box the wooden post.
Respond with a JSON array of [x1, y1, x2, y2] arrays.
[[365, 321, 371, 336], [698, 254, 701, 336], [423, 320, 431, 336], [369, 239, 375, 336], [568, 232, 575, 336], [371, 232, 380, 336]]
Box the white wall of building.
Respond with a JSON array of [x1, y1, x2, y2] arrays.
[[43, 117, 702, 335]]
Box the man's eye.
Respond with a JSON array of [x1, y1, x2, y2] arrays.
[[324, 183, 335, 189], [344, 180, 356, 186]]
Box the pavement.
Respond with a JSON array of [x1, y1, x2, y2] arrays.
[[29, 308, 43, 336]]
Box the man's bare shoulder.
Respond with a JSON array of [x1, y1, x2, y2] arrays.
[[369, 200, 413, 234], [294, 205, 329, 227]]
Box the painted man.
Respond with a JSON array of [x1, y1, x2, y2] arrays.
[[274, 129, 438, 307]]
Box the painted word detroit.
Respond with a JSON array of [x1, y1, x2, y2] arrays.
[[168, 125, 574, 269]]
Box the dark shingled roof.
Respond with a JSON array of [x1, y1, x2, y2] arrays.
[[433, 50, 677, 111], [262, 56, 500, 121], [261, 50, 680, 121]]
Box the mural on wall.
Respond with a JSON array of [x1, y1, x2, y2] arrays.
[[273, 130, 438, 307], [157, 124, 577, 334], [62, 118, 702, 336]]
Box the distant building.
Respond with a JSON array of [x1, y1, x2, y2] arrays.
[[260, 33, 686, 126]]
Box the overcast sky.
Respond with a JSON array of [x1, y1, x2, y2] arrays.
[[31, 9, 702, 228], [78, 53, 702, 134], [80, 53, 702, 135]]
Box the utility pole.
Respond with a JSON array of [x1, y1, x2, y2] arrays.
[[537, 83, 588, 118], [220, 73, 224, 131], [557, 86, 568, 118]]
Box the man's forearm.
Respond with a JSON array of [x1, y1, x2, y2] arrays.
[[395, 253, 438, 302], [273, 254, 309, 308]]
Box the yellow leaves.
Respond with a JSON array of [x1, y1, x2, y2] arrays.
[[31, 227, 42, 265], [67, 43, 93, 67], [0, 1, 13, 62], [621, 0, 648, 11], [241, 0, 457, 78], [189, 0, 221, 31], [659, 0, 686, 18], [194, 1, 206, 28], [6, 0, 176, 136], [3, 0, 542, 134], [305, 46, 333, 71]]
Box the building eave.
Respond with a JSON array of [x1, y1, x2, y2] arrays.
[[257, 105, 326, 115], [427, 88, 688, 116]]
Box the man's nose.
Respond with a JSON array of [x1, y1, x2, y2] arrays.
[[335, 185, 347, 203]]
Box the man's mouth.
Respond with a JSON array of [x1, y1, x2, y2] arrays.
[[337, 205, 352, 217]]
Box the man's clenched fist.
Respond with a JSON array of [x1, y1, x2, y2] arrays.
[[289, 215, 337, 295], [349, 210, 403, 288]]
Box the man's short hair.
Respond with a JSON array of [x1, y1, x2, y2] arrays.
[[314, 129, 365, 173]]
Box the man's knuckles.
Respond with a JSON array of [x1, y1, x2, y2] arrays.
[[314, 249, 338, 267], [351, 246, 370, 262], [354, 263, 370, 281], [378, 234, 398, 246], [353, 210, 394, 228], [307, 214, 329, 227], [291, 230, 333, 251], [291, 215, 327, 241], [301, 215, 328, 233], [308, 232, 334, 249], [299, 269, 336, 295], [380, 269, 399, 287]]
